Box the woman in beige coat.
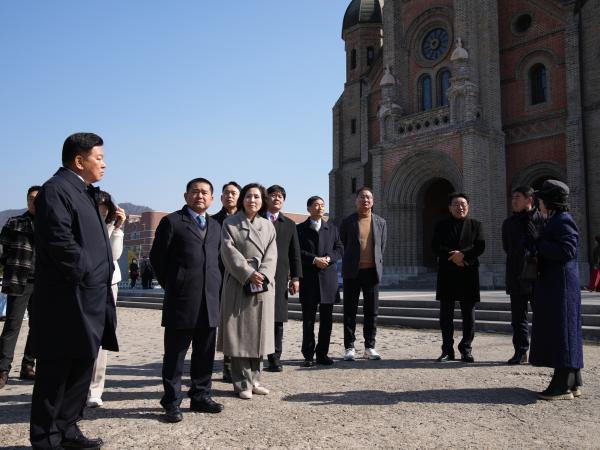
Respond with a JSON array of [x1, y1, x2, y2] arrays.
[[218, 183, 277, 399]]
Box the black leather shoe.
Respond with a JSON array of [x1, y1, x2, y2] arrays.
[[190, 397, 224, 414], [316, 355, 334, 365], [507, 352, 527, 365], [265, 359, 283, 372], [61, 433, 103, 449], [538, 386, 574, 400], [436, 352, 455, 362], [460, 352, 475, 363], [163, 405, 183, 423], [303, 359, 315, 367], [19, 364, 36, 380]]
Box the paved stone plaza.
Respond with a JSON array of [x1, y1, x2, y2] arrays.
[[1, 307, 599, 449]]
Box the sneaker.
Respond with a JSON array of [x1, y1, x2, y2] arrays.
[[86, 397, 103, 408], [252, 385, 269, 395], [343, 348, 356, 361], [363, 348, 381, 360], [238, 390, 252, 400]]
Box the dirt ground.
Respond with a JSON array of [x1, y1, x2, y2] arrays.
[[1, 308, 599, 449]]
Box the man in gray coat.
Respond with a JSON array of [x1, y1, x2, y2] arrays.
[[340, 187, 387, 361]]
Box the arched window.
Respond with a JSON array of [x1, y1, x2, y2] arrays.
[[438, 69, 451, 107], [367, 46, 375, 66], [350, 49, 357, 70], [420, 75, 432, 111], [530, 64, 547, 105]]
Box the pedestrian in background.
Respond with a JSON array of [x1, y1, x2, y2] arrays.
[[588, 235, 600, 292], [129, 258, 139, 289]]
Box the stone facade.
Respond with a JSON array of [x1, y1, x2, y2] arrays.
[[331, 0, 598, 287]]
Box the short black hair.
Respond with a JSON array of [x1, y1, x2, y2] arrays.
[[267, 185, 287, 200], [27, 185, 42, 197], [237, 183, 268, 215], [97, 190, 117, 224], [62, 133, 104, 166], [512, 186, 534, 198], [448, 192, 470, 205], [356, 186, 373, 198], [307, 196, 324, 207], [221, 181, 241, 193], [186, 178, 214, 194]]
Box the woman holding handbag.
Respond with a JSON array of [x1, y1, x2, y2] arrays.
[[217, 183, 277, 399]]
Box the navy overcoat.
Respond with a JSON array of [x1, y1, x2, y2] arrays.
[[32, 168, 118, 359], [529, 212, 583, 369]]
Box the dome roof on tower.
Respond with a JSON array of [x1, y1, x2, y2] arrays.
[[342, 0, 382, 35]]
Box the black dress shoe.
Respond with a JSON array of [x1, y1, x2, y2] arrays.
[[19, 364, 36, 380], [507, 352, 527, 365], [436, 352, 455, 362], [303, 359, 315, 367], [316, 355, 334, 365], [190, 397, 224, 414], [163, 405, 183, 423], [61, 433, 103, 449], [460, 352, 475, 363], [265, 360, 283, 372], [538, 386, 574, 400]]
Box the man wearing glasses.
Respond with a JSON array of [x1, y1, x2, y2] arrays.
[[432, 192, 485, 363]]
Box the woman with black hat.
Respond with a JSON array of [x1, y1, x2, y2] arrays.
[[527, 179, 583, 400]]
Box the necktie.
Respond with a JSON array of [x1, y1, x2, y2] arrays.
[[271, 214, 277, 223], [196, 215, 206, 230]]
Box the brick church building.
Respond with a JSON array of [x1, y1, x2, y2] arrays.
[[330, 0, 599, 287]]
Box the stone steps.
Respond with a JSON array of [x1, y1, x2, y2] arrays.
[[116, 290, 600, 339]]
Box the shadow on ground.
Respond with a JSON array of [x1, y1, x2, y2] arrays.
[[282, 387, 537, 406]]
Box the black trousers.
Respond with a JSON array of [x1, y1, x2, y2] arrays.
[[510, 293, 531, 353], [439, 300, 476, 354], [268, 321, 284, 362], [0, 282, 35, 372], [343, 268, 379, 349], [30, 357, 95, 449], [161, 320, 216, 409], [301, 302, 333, 360]]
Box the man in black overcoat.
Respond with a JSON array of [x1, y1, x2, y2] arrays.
[[211, 181, 241, 382], [150, 178, 224, 423], [262, 185, 302, 372], [340, 187, 387, 361], [297, 196, 343, 367], [432, 192, 485, 363], [501, 186, 541, 364], [30, 133, 118, 450]]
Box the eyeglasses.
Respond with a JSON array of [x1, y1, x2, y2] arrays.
[[451, 202, 468, 209]]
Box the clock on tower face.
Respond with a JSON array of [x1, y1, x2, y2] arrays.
[[421, 28, 449, 61]]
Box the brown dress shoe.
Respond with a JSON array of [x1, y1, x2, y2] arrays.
[[0, 371, 8, 389], [19, 365, 36, 380]]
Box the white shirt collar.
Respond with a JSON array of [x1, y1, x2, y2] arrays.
[[65, 167, 86, 184], [187, 207, 206, 221], [267, 211, 279, 221]]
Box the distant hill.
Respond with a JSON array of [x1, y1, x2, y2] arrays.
[[119, 202, 153, 216], [0, 202, 152, 228], [0, 209, 27, 229]]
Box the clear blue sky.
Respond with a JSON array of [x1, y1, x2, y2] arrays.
[[0, 1, 349, 215]]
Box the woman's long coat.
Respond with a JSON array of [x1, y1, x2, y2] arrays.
[[217, 212, 277, 358], [432, 217, 485, 302], [530, 212, 583, 369]]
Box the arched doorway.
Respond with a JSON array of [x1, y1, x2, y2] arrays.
[[422, 178, 454, 267]]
